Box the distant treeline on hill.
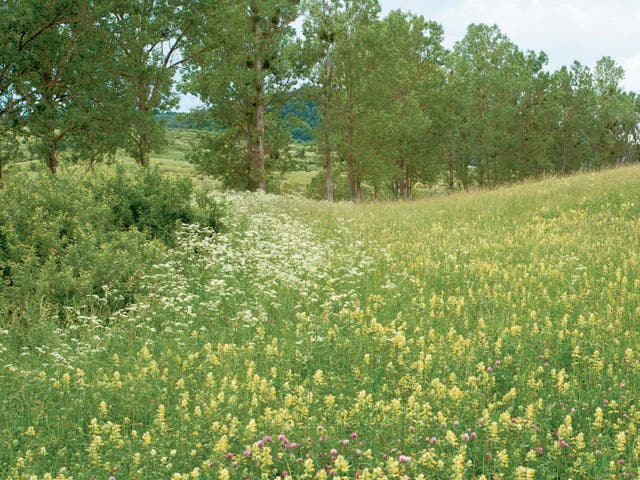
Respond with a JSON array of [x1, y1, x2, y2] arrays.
[[158, 102, 320, 143]]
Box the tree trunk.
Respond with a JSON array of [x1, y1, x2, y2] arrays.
[[251, 12, 267, 192], [137, 128, 150, 167], [447, 153, 455, 191], [47, 142, 57, 174], [321, 101, 333, 201], [322, 94, 333, 202], [135, 86, 151, 167], [346, 89, 360, 202], [325, 156, 333, 202], [255, 89, 266, 191], [321, 37, 334, 202]]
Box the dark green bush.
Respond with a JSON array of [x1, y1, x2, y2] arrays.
[[0, 168, 225, 323], [94, 166, 224, 246]]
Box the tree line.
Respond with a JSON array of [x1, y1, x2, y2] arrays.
[[1, 0, 639, 199]]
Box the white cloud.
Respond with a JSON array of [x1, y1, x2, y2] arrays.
[[379, 0, 640, 92]]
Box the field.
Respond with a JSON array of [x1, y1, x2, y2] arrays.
[[2, 165, 640, 479]]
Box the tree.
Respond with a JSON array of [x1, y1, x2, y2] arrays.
[[548, 63, 598, 174], [592, 56, 639, 167], [15, 1, 127, 173], [110, 0, 196, 167], [331, 0, 380, 202], [0, 0, 79, 177], [183, 0, 301, 191], [358, 10, 447, 199], [449, 24, 547, 187], [302, 0, 341, 201]]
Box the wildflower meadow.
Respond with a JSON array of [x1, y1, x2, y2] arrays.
[[3, 165, 640, 479]]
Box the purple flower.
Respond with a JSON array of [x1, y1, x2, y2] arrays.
[[399, 455, 412, 463]]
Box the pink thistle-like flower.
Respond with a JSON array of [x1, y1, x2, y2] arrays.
[[113, 466, 121, 472], [278, 434, 288, 443], [264, 435, 273, 442], [243, 449, 252, 457], [408, 425, 415, 433], [256, 440, 265, 448], [226, 452, 234, 459], [430, 437, 437, 444], [487, 366, 493, 372], [330, 448, 338, 456], [350, 432, 358, 438], [281, 470, 289, 477], [356, 471, 363, 478], [618, 459, 625, 465], [461, 433, 470, 441], [557, 440, 569, 448], [453, 421, 459, 427], [342, 439, 350, 446], [287, 442, 298, 449], [399, 455, 412, 463], [537, 447, 544, 455], [109, 477, 116, 480], [470, 432, 477, 440]]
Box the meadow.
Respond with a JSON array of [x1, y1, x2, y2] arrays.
[[2, 164, 640, 479]]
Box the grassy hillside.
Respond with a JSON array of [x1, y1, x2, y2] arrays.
[[2, 165, 640, 479]]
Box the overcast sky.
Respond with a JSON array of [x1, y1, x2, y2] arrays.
[[379, 0, 640, 92], [179, 1, 639, 110]]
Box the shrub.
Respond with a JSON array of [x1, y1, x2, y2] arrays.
[[0, 168, 225, 323]]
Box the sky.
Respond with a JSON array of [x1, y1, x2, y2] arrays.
[[179, 0, 639, 110], [378, 0, 640, 92]]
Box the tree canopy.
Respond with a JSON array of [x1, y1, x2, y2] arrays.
[[0, 0, 637, 196]]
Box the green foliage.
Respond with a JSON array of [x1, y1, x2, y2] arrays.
[[182, 0, 302, 191], [4, 168, 640, 478], [0, 169, 225, 322]]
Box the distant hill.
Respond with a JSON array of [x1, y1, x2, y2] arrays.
[[158, 101, 319, 142]]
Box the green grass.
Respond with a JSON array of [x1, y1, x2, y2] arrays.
[[2, 165, 640, 479]]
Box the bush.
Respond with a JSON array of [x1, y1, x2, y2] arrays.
[[0, 168, 225, 323], [94, 166, 224, 246]]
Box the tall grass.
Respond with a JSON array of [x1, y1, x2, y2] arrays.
[[2, 165, 640, 479]]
